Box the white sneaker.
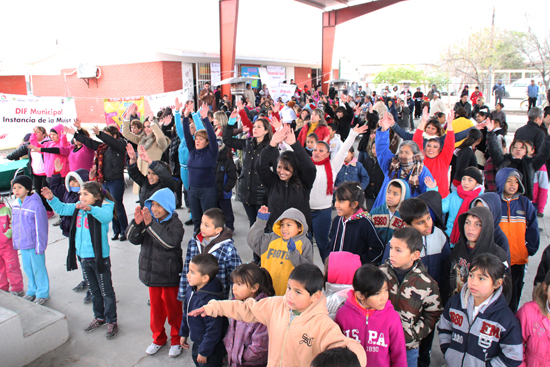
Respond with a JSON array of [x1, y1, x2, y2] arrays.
[[145, 343, 164, 355], [169, 345, 183, 358]]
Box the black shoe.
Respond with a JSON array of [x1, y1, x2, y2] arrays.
[[111, 234, 119, 241], [119, 234, 127, 241], [83, 290, 92, 304], [184, 218, 193, 226], [73, 281, 88, 292], [537, 212, 544, 218], [105, 323, 118, 339]]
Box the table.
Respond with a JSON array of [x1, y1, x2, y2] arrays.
[[0, 159, 29, 191]]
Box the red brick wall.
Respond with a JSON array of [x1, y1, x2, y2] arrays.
[[31, 61, 183, 124], [0, 76, 27, 95], [294, 67, 312, 89]]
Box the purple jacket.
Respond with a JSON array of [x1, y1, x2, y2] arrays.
[[223, 292, 269, 367], [12, 193, 48, 254], [335, 290, 407, 367]]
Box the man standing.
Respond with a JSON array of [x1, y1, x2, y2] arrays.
[[199, 82, 214, 109], [515, 107, 546, 154], [244, 83, 256, 108], [427, 84, 440, 100], [454, 94, 472, 119], [356, 86, 366, 103], [413, 87, 424, 118], [527, 80, 539, 112], [364, 83, 373, 98], [492, 80, 506, 106]]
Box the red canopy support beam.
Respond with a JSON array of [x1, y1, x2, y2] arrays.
[[321, 0, 406, 94], [219, 0, 239, 101]]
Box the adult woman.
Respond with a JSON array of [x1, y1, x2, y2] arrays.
[[212, 111, 229, 137], [30, 124, 70, 180], [326, 96, 354, 141], [74, 122, 129, 241], [472, 97, 490, 120], [309, 123, 368, 261], [295, 109, 310, 132], [372, 113, 436, 209], [258, 125, 316, 233], [461, 85, 469, 97], [122, 104, 170, 194], [450, 128, 482, 191], [297, 108, 330, 146]]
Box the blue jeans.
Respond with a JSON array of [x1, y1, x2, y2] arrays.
[[21, 249, 49, 298], [406, 348, 419, 367], [103, 179, 128, 235], [310, 208, 332, 262], [188, 186, 218, 233], [82, 257, 117, 324]]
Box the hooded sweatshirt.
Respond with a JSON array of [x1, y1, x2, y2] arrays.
[[496, 168, 539, 266], [370, 179, 410, 245], [324, 251, 362, 319], [328, 208, 384, 265], [247, 208, 313, 296], [126, 188, 184, 287], [30, 124, 71, 177], [39, 143, 95, 172], [470, 193, 511, 264], [202, 293, 367, 367], [335, 293, 407, 367], [438, 285, 522, 367], [440, 207, 510, 304], [442, 182, 484, 239], [50, 169, 89, 237], [12, 193, 49, 254], [128, 160, 176, 207]]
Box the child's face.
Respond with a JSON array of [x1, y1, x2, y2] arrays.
[[285, 279, 319, 313], [409, 213, 433, 237], [232, 278, 259, 301], [464, 215, 482, 244], [279, 219, 301, 241], [371, 143, 377, 157], [503, 176, 519, 198], [150, 201, 169, 221], [79, 189, 98, 206], [389, 237, 418, 270], [200, 215, 222, 239], [69, 179, 80, 188], [12, 183, 29, 200], [187, 262, 209, 288], [147, 169, 159, 185], [335, 199, 357, 219], [306, 137, 317, 150], [461, 176, 477, 191], [468, 268, 502, 305], [386, 185, 402, 209], [344, 151, 354, 164], [511, 142, 527, 159], [356, 282, 389, 311]]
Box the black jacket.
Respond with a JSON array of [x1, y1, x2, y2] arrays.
[[453, 147, 477, 183], [126, 212, 184, 287], [74, 130, 126, 181], [362, 154, 384, 200], [514, 120, 547, 157], [223, 126, 269, 206], [169, 134, 181, 178], [258, 142, 316, 232], [357, 111, 379, 152], [128, 161, 177, 207], [453, 101, 472, 119], [215, 145, 237, 200]]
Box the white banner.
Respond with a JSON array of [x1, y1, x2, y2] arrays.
[[267, 66, 286, 85], [0, 93, 77, 124], [269, 85, 297, 103], [210, 63, 237, 86], [145, 89, 190, 114], [258, 67, 273, 88]]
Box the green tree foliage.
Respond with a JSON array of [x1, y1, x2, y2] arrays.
[[373, 66, 450, 88]]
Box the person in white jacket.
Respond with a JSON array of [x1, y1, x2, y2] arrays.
[[430, 92, 446, 115]]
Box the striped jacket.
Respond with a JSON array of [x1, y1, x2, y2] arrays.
[[438, 285, 522, 367]]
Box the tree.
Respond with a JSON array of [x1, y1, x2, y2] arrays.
[[509, 24, 550, 91], [372, 66, 424, 87]]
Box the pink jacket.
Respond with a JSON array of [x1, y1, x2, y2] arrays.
[[532, 165, 548, 214], [58, 144, 95, 172], [224, 292, 269, 367], [517, 300, 550, 367], [31, 124, 70, 177], [335, 291, 407, 367]]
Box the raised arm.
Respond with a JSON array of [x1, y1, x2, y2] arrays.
[[150, 122, 169, 152], [222, 110, 246, 150], [121, 117, 141, 145]]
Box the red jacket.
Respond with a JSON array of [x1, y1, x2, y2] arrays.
[[297, 123, 330, 147]]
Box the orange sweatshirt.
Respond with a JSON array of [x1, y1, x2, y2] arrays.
[[202, 294, 367, 367]]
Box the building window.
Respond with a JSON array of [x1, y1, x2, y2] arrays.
[[25, 75, 33, 95]]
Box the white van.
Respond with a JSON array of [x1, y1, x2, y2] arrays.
[[505, 78, 543, 99]]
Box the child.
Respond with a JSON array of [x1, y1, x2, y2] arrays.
[[126, 188, 185, 357], [310, 347, 361, 367], [12, 175, 49, 305], [187, 264, 367, 367], [179, 253, 227, 367], [224, 263, 275, 367], [334, 147, 370, 191], [517, 269, 550, 366], [441, 166, 483, 244], [496, 168, 539, 312], [327, 124, 342, 155], [49, 158, 92, 302], [370, 179, 410, 245], [438, 254, 522, 367], [0, 199, 24, 296], [335, 264, 407, 367], [43, 181, 118, 339], [247, 206, 313, 296], [305, 133, 318, 156], [178, 208, 242, 302], [440, 207, 510, 305], [324, 251, 362, 319], [215, 137, 237, 231], [330, 182, 384, 264], [380, 227, 443, 367]]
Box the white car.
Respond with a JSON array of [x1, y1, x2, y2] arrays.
[[504, 78, 543, 99]]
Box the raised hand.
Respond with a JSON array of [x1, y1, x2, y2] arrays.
[[284, 128, 297, 145], [74, 118, 82, 130], [41, 187, 54, 200], [128, 104, 137, 116], [92, 125, 100, 136], [54, 158, 63, 173], [89, 165, 97, 180], [236, 99, 244, 111], [424, 176, 437, 189], [271, 115, 282, 130], [199, 103, 208, 119], [485, 117, 495, 132], [175, 98, 182, 112], [369, 105, 374, 114], [422, 106, 430, 122], [270, 124, 289, 147], [142, 207, 152, 225], [379, 113, 392, 131], [271, 101, 280, 114], [138, 145, 152, 164], [447, 109, 455, 126], [353, 124, 369, 135], [183, 103, 193, 118], [134, 206, 143, 224], [258, 205, 269, 214], [126, 144, 137, 164], [229, 110, 238, 119], [64, 125, 75, 135]]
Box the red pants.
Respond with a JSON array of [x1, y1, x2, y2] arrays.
[[0, 245, 24, 292], [149, 286, 182, 346]]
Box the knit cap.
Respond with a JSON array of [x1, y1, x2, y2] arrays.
[[462, 166, 483, 184], [12, 175, 33, 192]]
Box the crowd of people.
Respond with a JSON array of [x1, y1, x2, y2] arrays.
[[3, 82, 550, 367]]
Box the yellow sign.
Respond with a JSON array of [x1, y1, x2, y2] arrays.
[[103, 96, 145, 127]]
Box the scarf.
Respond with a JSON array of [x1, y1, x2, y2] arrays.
[[389, 153, 424, 193], [94, 143, 109, 184], [450, 185, 483, 244], [139, 132, 157, 151], [313, 156, 334, 195], [67, 201, 105, 273]]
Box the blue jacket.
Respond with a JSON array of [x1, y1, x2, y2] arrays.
[[372, 128, 435, 209], [442, 185, 484, 239], [438, 285, 522, 367], [527, 84, 539, 98], [334, 161, 370, 190], [175, 110, 205, 189], [370, 178, 411, 245], [12, 193, 48, 254], [179, 277, 227, 358], [182, 113, 218, 188]]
